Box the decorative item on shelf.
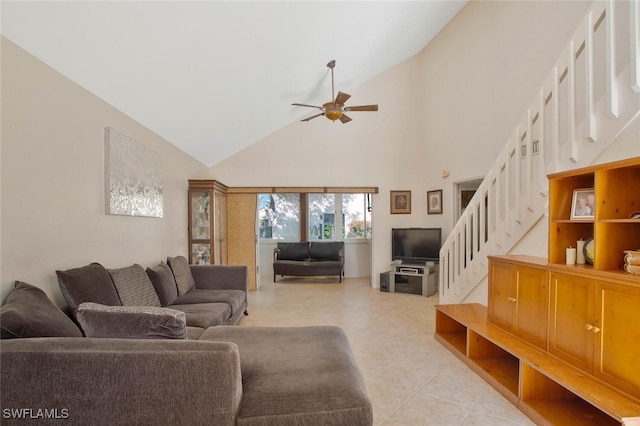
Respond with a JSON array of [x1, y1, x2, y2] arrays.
[[623, 250, 640, 275], [566, 247, 576, 265], [583, 237, 595, 265], [576, 239, 586, 265], [629, 211, 640, 219], [570, 188, 595, 220]]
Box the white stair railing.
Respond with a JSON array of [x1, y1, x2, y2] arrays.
[[440, 0, 640, 304]]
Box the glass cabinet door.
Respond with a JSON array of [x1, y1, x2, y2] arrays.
[[191, 191, 210, 240], [191, 243, 211, 265]]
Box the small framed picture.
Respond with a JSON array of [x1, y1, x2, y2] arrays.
[[427, 189, 443, 214], [570, 188, 595, 220], [390, 190, 411, 214]]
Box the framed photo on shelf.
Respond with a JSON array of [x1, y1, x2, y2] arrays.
[[570, 188, 595, 220], [390, 190, 411, 214], [427, 189, 443, 214]]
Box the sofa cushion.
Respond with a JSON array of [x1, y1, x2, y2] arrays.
[[76, 302, 186, 340], [167, 255, 196, 295], [309, 241, 343, 261], [276, 242, 310, 261], [56, 262, 121, 317], [169, 303, 231, 328], [199, 325, 373, 425], [146, 262, 178, 306], [173, 289, 245, 315], [107, 264, 161, 307], [0, 281, 82, 339]]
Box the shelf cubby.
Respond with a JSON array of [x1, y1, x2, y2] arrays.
[[467, 330, 519, 403], [520, 363, 619, 426]]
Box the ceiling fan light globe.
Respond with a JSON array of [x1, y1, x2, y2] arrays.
[[325, 109, 342, 121]]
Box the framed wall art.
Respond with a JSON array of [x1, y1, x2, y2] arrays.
[[427, 189, 442, 214], [105, 127, 163, 218], [390, 190, 411, 214]]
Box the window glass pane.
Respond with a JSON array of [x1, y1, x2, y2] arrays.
[[258, 194, 300, 240], [343, 194, 370, 239], [308, 194, 335, 240]]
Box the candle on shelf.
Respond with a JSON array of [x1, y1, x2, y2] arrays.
[[566, 247, 577, 265], [576, 239, 586, 265]]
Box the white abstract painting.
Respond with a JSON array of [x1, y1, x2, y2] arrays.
[[105, 127, 163, 217]]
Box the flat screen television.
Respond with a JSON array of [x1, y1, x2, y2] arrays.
[[392, 228, 441, 264]]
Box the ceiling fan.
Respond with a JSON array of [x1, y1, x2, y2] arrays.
[[292, 60, 379, 123]]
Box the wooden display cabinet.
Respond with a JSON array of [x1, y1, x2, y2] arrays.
[[436, 158, 640, 424], [188, 180, 228, 265]]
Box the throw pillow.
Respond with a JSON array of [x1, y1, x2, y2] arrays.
[[56, 262, 121, 317], [107, 264, 161, 307], [76, 302, 187, 340], [167, 256, 195, 296], [0, 281, 83, 339], [146, 262, 178, 306]]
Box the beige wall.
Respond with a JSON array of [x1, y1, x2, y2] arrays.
[[210, 1, 595, 284], [0, 38, 209, 304]]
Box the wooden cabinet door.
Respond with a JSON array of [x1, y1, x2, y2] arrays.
[[488, 261, 516, 332], [513, 266, 549, 350], [549, 272, 594, 372], [593, 280, 640, 400]]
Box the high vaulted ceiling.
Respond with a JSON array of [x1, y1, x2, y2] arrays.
[[2, 1, 467, 166]]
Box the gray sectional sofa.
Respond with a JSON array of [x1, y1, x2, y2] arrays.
[[273, 241, 345, 282], [0, 256, 372, 425]]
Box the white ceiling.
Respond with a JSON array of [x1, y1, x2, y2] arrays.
[[1, 1, 466, 166]]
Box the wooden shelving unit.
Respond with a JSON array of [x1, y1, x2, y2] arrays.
[[435, 304, 640, 426], [435, 158, 640, 425], [548, 157, 640, 271]]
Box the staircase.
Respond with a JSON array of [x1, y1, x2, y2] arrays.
[[439, 0, 640, 304]]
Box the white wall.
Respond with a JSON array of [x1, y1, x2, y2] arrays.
[[211, 1, 594, 287], [0, 38, 209, 304]]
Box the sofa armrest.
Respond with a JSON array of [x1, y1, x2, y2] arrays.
[[190, 264, 248, 293], [1, 337, 242, 425], [274, 248, 281, 261]]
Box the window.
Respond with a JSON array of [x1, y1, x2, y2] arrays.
[[308, 194, 335, 240], [258, 194, 300, 240], [342, 193, 371, 239], [259, 193, 371, 241], [309, 193, 370, 240]]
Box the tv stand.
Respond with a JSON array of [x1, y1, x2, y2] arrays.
[[388, 263, 437, 297]]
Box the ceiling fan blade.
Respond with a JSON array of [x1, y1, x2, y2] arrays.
[[301, 112, 324, 122], [339, 114, 352, 124], [344, 104, 379, 112], [292, 103, 324, 110], [334, 91, 351, 106]]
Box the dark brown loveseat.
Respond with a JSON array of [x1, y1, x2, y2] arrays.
[[273, 241, 345, 282]]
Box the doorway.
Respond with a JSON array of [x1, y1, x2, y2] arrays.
[[455, 178, 483, 221]]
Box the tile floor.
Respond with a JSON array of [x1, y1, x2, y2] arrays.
[[239, 277, 535, 426]]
